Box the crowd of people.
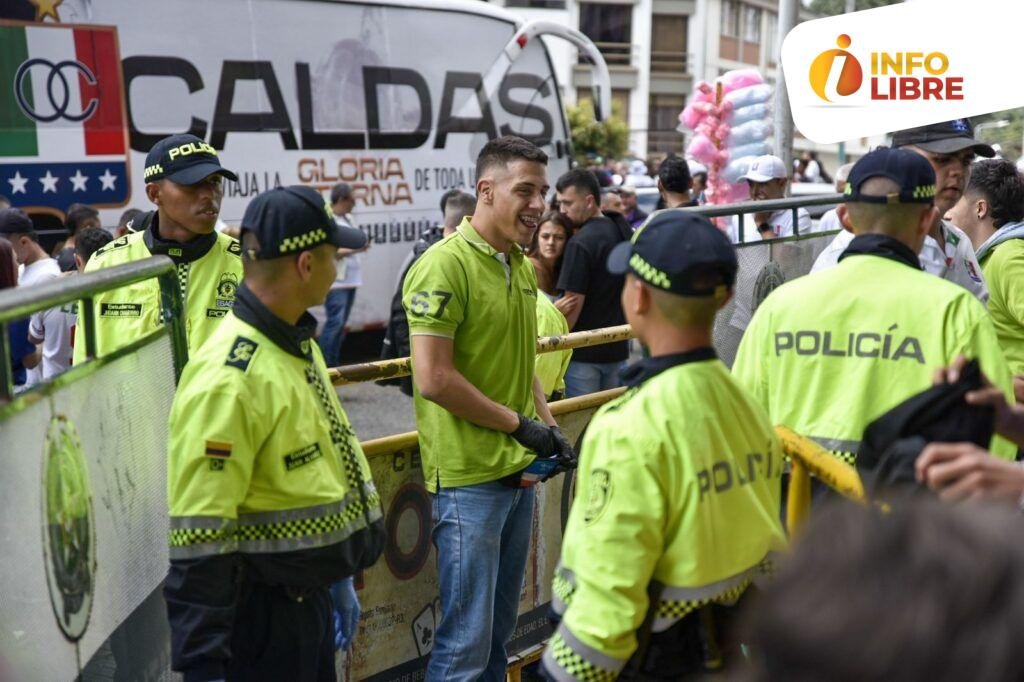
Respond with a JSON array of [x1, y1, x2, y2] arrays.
[[7, 113, 1024, 682]]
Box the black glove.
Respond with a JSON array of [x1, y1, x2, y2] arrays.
[[544, 427, 578, 481], [511, 413, 559, 458], [551, 427, 576, 462]]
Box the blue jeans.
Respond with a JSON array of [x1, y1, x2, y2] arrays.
[[563, 360, 625, 398], [427, 482, 535, 682], [318, 287, 356, 367]]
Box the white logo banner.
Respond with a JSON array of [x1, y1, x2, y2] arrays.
[[782, 0, 1023, 143]]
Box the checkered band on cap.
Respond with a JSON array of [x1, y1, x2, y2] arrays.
[[279, 228, 328, 254]]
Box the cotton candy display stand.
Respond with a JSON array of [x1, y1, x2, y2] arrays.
[[681, 69, 776, 208]]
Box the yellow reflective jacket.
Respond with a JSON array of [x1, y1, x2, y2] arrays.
[[542, 351, 785, 680], [73, 211, 242, 364], [733, 240, 1016, 462]]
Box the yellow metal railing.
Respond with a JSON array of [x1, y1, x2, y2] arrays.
[[330, 324, 633, 386], [360, 386, 627, 459], [777, 425, 866, 534]]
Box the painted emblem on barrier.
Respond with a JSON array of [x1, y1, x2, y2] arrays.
[[753, 262, 786, 312], [41, 415, 96, 641]]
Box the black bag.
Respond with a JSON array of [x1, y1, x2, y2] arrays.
[[857, 359, 995, 497]]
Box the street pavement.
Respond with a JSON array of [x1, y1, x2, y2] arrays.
[[337, 380, 417, 442]]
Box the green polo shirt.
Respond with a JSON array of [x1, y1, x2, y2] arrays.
[[980, 240, 1024, 375], [403, 217, 538, 492]]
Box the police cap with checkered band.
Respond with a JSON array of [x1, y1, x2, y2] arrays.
[[891, 118, 996, 158], [240, 185, 367, 259], [606, 209, 737, 296], [144, 133, 238, 185], [844, 147, 937, 204]]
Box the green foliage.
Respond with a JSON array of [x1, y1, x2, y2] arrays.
[[974, 109, 1024, 161], [808, 0, 900, 15], [567, 99, 630, 165]]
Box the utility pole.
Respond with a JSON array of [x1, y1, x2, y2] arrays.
[[837, 0, 857, 165], [773, 0, 799, 176]]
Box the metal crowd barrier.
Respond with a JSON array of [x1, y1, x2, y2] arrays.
[[776, 425, 867, 534], [330, 324, 633, 386], [683, 193, 844, 243], [0, 256, 187, 404]]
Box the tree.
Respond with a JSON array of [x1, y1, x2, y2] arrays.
[[807, 0, 901, 15], [567, 99, 630, 166]]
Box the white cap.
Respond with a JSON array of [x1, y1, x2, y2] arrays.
[[742, 154, 787, 183], [687, 160, 708, 176]]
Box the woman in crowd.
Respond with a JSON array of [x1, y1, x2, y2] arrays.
[[0, 238, 39, 390], [528, 211, 572, 299]]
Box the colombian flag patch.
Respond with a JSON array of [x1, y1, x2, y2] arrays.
[[204, 440, 233, 458]]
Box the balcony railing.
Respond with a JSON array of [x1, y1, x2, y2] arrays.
[[579, 40, 634, 66], [650, 50, 688, 73]]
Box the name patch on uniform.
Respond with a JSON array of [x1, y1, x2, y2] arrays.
[[283, 443, 323, 471], [225, 336, 258, 371], [522, 287, 537, 297], [206, 308, 228, 318], [100, 302, 142, 318]]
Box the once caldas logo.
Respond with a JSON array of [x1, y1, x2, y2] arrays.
[[809, 33, 963, 105], [0, 21, 130, 211], [41, 415, 96, 642]]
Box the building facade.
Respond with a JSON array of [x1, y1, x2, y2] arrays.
[[491, 0, 877, 171]]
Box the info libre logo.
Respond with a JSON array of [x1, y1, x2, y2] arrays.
[[809, 35, 964, 103]]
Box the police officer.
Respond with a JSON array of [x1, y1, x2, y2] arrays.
[[73, 134, 243, 364], [893, 119, 994, 302], [541, 210, 786, 680], [733, 148, 1016, 465], [164, 186, 385, 681]]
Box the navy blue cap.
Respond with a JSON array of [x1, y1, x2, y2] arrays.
[[240, 186, 367, 259], [845, 148, 937, 204], [0, 208, 35, 235], [143, 134, 238, 185], [607, 210, 737, 295], [891, 119, 995, 158]]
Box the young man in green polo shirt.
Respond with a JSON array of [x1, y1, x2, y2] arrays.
[[946, 159, 1024, 380], [403, 135, 573, 681], [542, 211, 785, 680]]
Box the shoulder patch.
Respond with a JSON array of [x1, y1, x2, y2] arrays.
[[226, 239, 242, 256], [225, 335, 258, 371], [97, 234, 130, 256]]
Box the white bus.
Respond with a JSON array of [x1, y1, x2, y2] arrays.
[[1, 0, 610, 332]]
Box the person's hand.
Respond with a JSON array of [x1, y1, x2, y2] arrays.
[[752, 211, 772, 227], [542, 427, 578, 481], [330, 577, 361, 651], [510, 413, 559, 457], [553, 296, 579, 318], [932, 355, 1024, 447], [916, 442, 1024, 505], [551, 426, 574, 460]]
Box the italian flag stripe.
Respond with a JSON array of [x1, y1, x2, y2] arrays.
[[0, 25, 38, 156], [0, 24, 125, 157], [72, 27, 124, 155]]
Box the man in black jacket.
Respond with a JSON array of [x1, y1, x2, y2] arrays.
[[554, 169, 633, 397]]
